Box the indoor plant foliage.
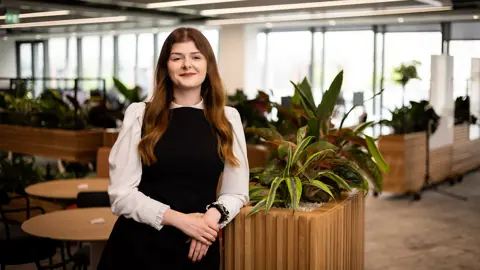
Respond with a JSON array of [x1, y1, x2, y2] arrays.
[[392, 60, 421, 106], [380, 100, 440, 135], [247, 71, 389, 216], [454, 96, 477, 125]]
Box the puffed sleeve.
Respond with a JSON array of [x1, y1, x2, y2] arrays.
[[108, 102, 170, 230], [213, 107, 250, 228]]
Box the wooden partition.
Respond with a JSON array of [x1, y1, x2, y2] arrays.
[[452, 124, 471, 175], [0, 124, 103, 162], [224, 191, 364, 270], [429, 146, 452, 184], [378, 132, 426, 194]]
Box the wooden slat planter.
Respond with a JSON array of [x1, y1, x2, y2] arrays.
[[0, 124, 103, 162], [452, 124, 471, 175], [378, 132, 426, 194], [224, 191, 364, 270], [428, 146, 452, 184]]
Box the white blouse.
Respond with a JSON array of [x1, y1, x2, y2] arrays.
[[107, 101, 250, 231]]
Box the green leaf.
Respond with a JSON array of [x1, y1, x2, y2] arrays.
[[265, 177, 285, 212], [339, 105, 357, 130], [298, 77, 315, 108], [290, 81, 316, 119], [346, 149, 382, 192], [284, 144, 294, 177], [316, 170, 352, 191], [316, 70, 343, 120], [249, 186, 267, 198], [113, 77, 133, 101], [311, 180, 335, 199], [285, 176, 302, 211], [307, 118, 319, 140], [296, 125, 308, 145], [245, 127, 283, 141], [248, 198, 267, 216], [296, 149, 336, 176], [304, 140, 338, 155], [354, 121, 375, 133], [291, 136, 314, 165], [365, 135, 389, 174]]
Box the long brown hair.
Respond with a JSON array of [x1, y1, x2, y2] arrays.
[[138, 27, 239, 167]]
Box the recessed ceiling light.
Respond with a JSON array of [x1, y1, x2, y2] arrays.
[[0, 16, 128, 29], [398, 17, 404, 23], [109, 30, 116, 35], [35, 35, 42, 39], [201, 0, 407, 15], [329, 20, 336, 25], [0, 10, 70, 20], [2, 36, 8, 41], [474, 15, 479, 20], [265, 22, 273, 28], [146, 0, 246, 9]]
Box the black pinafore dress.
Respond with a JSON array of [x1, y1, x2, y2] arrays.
[[98, 107, 224, 270]]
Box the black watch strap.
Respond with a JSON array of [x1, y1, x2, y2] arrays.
[[206, 202, 230, 225]]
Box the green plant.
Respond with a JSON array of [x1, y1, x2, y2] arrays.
[[380, 100, 440, 134], [0, 153, 45, 194], [246, 71, 389, 216], [392, 60, 421, 106], [454, 96, 477, 125], [113, 77, 147, 104]]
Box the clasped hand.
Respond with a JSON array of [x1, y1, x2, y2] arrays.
[[180, 208, 221, 262]]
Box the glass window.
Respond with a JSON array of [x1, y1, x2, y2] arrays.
[[137, 33, 154, 97], [101, 35, 114, 90], [323, 30, 374, 127], [157, 32, 170, 57], [256, 32, 267, 96], [449, 40, 480, 98], [20, 43, 32, 78], [118, 34, 137, 88], [383, 32, 442, 116], [81, 35, 100, 91], [312, 32, 324, 104], [67, 36, 78, 89], [265, 31, 312, 103], [48, 38, 67, 89]]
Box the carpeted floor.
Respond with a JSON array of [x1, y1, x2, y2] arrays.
[[365, 170, 480, 270], [5, 171, 480, 270]]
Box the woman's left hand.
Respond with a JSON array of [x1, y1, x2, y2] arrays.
[[188, 238, 209, 262]]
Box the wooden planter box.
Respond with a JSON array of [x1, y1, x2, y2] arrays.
[[0, 124, 103, 162], [246, 144, 270, 168], [103, 129, 120, 147], [428, 146, 452, 184], [452, 124, 472, 175], [378, 132, 426, 194], [224, 191, 364, 270]]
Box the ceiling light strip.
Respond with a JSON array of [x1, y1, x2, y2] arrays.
[[205, 6, 452, 25], [201, 0, 408, 16], [0, 16, 128, 29], [146, 0, 247, 9], [0, 10, 70, 20]]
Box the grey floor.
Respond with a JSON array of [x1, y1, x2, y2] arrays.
[[365, 171, 480, 270], [6, 171, 480, 270]]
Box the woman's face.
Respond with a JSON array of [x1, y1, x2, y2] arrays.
[[167, 41, 207, 91]]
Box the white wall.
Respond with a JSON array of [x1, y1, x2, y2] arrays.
[[217, 25, 260, 97], [0, 39, 16, 80]]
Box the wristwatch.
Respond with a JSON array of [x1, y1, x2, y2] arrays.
[[206, 202, 230, 225]]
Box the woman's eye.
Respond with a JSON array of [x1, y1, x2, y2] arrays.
[[193, 56, 201, 60]]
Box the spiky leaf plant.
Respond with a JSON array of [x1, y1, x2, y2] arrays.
[[247, 71, 389, 216]]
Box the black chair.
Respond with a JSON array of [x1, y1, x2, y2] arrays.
[[0, 191, 58, 270]]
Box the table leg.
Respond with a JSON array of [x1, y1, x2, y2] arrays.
[[88, 241, 106, 270]]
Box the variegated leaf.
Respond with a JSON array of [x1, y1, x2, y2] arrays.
[[311, 180, 335, 199], [296, 149, 336, 176], [316, 170, 352, 191], [248, 198, 267, 216], [265, 177, 285, 213]]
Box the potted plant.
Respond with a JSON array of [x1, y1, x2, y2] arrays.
[[453, 96, 478, 174], [0, 90, 103, 162], [223, 71, 389, 270], [392, 60, 421, 106], [378, 100, 442, 194]]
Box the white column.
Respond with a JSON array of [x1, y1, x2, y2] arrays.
[[429, 54, 454, 149], [218, 25, 259, 96], [470, 58, 480, 140]]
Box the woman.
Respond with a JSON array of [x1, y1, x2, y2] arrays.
[[98, 27, 249, 270]]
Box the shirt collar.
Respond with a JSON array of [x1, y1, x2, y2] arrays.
[[170, 97, 204, 109]]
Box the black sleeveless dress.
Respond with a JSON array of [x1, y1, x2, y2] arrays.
[[98, 107, 224, 270]]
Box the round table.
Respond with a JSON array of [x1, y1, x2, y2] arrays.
[[25, 178, 109, 200], [22, 207, 117, 269]]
